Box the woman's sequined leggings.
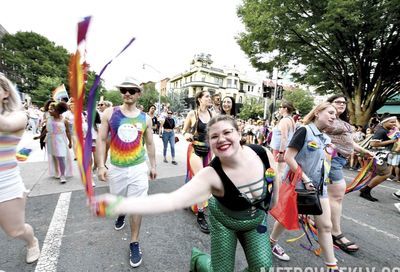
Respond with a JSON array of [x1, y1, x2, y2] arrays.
[[190, 197, 273, 272]]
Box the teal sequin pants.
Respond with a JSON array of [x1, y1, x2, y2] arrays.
[[190, 197, 273, 272]]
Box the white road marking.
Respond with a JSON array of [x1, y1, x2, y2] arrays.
[[35, 192, 71, 272], [342, 214, 400, 242]]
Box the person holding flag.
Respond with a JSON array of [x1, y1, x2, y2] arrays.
[[96, 78, 157, 268], [359, 116, 398, 201]]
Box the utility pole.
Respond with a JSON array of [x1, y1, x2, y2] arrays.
[[271, 67, 279, 123]]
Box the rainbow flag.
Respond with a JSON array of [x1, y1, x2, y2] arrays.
[[69, 15, 136, 216], [388, 127, 400, 140], [16, 148, 32, 161], [52, 84, 69, 101]]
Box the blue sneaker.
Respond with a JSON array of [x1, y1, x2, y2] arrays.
[[129, 242, 142, 267]]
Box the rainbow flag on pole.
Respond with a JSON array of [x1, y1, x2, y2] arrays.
[[52, 84, 69, 101]]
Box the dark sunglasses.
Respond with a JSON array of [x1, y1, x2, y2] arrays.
[[120, 88, 140, 95], [98, 103, 104, 106], [167, 112, 173, 114], [333, 101, 347, 105]]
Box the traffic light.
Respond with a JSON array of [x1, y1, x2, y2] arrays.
[[276, 85, 283, 100], [263, 86, 273, 98]]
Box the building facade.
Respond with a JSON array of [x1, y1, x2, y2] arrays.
[[168, 53, 258, 110]]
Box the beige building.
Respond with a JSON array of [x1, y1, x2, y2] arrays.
[[160, 77, 170, 97], [168, 54, 258, 109]]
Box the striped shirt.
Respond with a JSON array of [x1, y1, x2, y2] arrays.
[[0, 132, 20, 172]]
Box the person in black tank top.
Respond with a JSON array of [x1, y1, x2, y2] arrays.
[[94, 115, 279, 271], [182, 90, 214, 233]]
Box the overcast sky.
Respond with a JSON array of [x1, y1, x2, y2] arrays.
[[2, 0, 268, 88]]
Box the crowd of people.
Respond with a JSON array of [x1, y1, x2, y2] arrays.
[[1, 72, 400, 271]]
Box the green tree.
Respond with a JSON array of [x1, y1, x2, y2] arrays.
[[237, 0, 400, 125], [238, 97, 264, 120], [167, 91, 187, 113], [0, 31, 70, 94], [138, 82, 161, 111], [103, 90, 123, 106], [283, 89, 315, 116], [31, 76, 63, 106], [83, 71, 106, 107]]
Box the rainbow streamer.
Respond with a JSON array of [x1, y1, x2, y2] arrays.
[[345, 159, 376, 194], [69, 16, 94, 202], [69, 16, 136, 211], [70, 49, 92, 199]]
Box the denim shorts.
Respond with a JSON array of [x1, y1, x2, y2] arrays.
[[329, 156, 347, 183]]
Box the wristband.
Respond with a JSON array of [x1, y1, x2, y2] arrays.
[[96, 196, 123, 217]]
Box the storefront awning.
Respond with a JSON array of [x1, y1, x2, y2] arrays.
[[377, 105, 400, 115]]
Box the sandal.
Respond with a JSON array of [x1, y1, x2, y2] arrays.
[[332, 233, 359, 253]]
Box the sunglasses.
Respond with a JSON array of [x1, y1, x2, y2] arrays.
[[120, 88, 140, 95], [167, 112, 173, 114], [333, 101, 347, 105], [98, 103, 104, 106]]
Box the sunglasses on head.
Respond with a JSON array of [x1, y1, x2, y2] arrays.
[[119, 88, 140, 95]]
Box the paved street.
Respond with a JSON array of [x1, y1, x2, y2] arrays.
[[1, 131, 400, 271]]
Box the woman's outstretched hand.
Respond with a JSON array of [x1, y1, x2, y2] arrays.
[[91, 194, 124, 217]]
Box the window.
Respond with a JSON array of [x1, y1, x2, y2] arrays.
[[227, 79, 232, 87]]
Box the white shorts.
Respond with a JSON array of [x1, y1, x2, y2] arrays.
[[108, 162, 149, 198], [0, 168, 29, 203], [387, 153, 400, 166]]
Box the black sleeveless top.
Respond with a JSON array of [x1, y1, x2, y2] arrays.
[[163, 117, 175, 129], [193, 109, 212, 143], [210, 144, 274, 212]]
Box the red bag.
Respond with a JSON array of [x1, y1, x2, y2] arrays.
[[269, 167, 302, 230]]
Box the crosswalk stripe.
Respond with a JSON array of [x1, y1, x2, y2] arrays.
[[342, 214, 400, 242], [35, 192, 71, 272]]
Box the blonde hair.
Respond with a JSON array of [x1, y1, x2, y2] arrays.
[[0, 74, 23, 113], [302, 102, 334, 125], [103, 100, 113, 107]]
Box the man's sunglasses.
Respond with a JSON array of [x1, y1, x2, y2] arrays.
[[120, 88, 140, 95]]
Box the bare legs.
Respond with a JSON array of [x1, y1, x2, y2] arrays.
[[130, 215, 142, 242], [190, 153, 206, 210], [314, 199, 336, 265], [0, 197, 40, 263], [328, 181, 358, 250]]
